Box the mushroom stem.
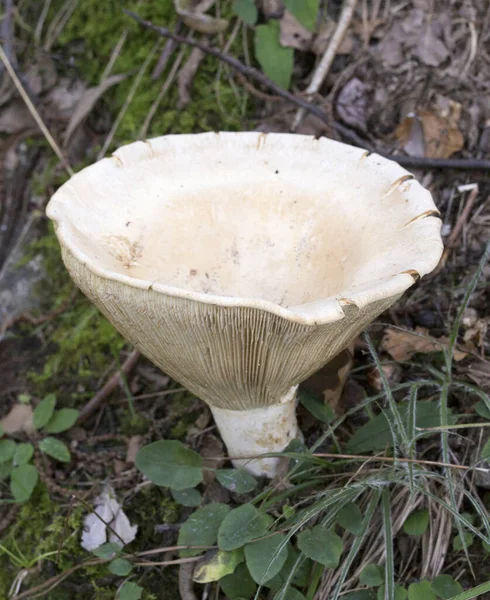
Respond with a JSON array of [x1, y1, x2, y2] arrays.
[[209, 386, 299, 478]]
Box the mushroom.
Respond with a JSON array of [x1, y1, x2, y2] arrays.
[[46, 132, 443, 477]]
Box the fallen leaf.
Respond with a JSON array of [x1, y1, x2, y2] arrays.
[[200, 433, 224, 485], [382, 327, 467, 362], [300, 344, 354, 415], [279, 10, 312, 51], [0, 101, 35, 134], [395, 114, 425, 157], [1, 404, 34, 434], [46, 78, 87, 118], [174, 0, 228, 34], [178, 47, 206, 109], [367, 362, 402, 392], [63, 73, 127, 145], [312, 21, 353, 56], [81, 484, 137, 552], [126, 435, 142, 464], [396, 110, 464, 159], [335, 78, 368, 133], [467, 362, 490, 392], [415, 24, 449, 67]]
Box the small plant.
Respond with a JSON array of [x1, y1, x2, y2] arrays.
[[0, 394, 78, 503]]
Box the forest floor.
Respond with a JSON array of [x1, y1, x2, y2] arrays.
[[0, 1, 489, 599]]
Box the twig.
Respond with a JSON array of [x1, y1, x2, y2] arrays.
[[179, 561, 198, 600], [206, 452, 488, 473], [77, 350, 141, 424], [123, 10, 490, 172], [432, 186, 480, 275], [0, 45, 74, 176], [0, 289, 77, 338], [97, 39, 161, 159], [292, 0, 358, 130]]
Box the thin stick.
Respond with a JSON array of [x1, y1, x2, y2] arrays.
[[139, 46, 186, 139], [292, 0, 358, 130], [77, 350, 141, 424], [207, 452, 488, 473], [0, 45, 74, 176], [123, 10, 490, 172], [97, 40, 161, 158]]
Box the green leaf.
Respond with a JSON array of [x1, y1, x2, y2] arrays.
[[171, 487, 202, 507], [254, 21, 294, 89], [245, 533, 288, 584], [193, 548, 243, 583], [33, 394, 56, 430], [475, 400, 490, 420], [44, 408, 79, 433], [347, 401, 457, 453], [265, 545, 311, 590], [13, 443, 34, 466], [0, 424, 4, 438], [232, 0, 257, 26], [0, 461, 13, 480], [345, 592, 377, 600], [431, 575, 463, 599], [403, 510, 429, 536], [216, 469, 258, 494], [273, 589, 307, 600], [109, 557, 132, 576], [39, 437, 71, 463], [283, 0, 319, 32], [377, 585, 407, 600], [179, 503, 231, 557], [218, 503, 271, 551], [92, 542, 122, 559], [481, 438, 490, 460], [220, 563, 256, 599], [0, 440, 16, 463], [135, 440, 203, 490], [119, 581, 143, 600], [10, 465, 38, 503], [335, 502, 363, 535], [408, 581, 436, 600], [299, 391, 334, 424], [297, 527, 343, 568], [359, 564, 384, 587], [452, 531, 473, 552], [18, 393, 31, 404]]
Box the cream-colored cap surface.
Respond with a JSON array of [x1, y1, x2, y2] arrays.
[[47, 132, 443, 410]]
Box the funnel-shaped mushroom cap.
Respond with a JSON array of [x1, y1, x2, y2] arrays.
[[47, 133, 443, 410]]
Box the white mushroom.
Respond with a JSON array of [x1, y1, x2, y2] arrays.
[[46, 132, 443, 477]]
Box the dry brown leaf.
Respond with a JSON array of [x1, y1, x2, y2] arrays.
[[415, 24, 449, 67], [312, 21, 354, 56], [335, 78, 368, 133], [382, 327, 467, 362], [178, 47, 206, 109], [280, 11, 312, 51], [0, 100, 35, 133], [63, 73, 127, 145], [174, 0, 228, 33], [396, 110, 464, 159], [126, 435, 142, 464], [200, 433, 224, 485], [467, 362, 490, 392], [301, 344, 354, 415], [1, 404, 34, 434]]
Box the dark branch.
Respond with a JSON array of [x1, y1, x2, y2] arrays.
[[123, 9, 490, 172]]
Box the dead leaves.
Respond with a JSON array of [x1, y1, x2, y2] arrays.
[[395, 97, 464, 159], [64, 74, 127, 145], [280, 11, 312, 51], [0, 404, 34, 434], [381, 327, 467, 362]]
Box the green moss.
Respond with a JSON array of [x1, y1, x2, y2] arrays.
[[51, 0, 250, 150], [120, 412, 151, 436]]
